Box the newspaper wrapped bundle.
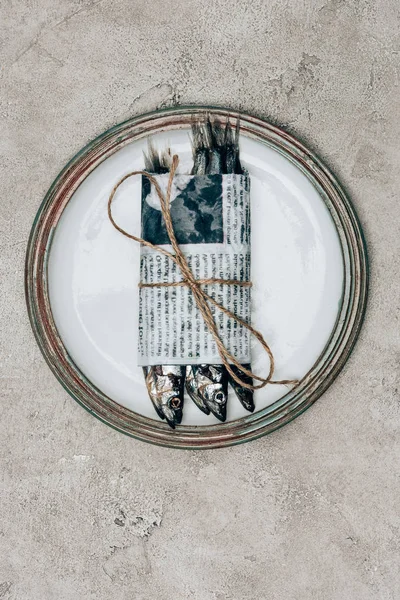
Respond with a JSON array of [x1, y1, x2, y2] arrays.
[[108, 154, 298, 393]]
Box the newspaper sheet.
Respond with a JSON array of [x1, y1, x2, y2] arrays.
[[137, 173, 251, 366]]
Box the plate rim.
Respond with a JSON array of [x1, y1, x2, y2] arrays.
[[25, 105, 368, 449]]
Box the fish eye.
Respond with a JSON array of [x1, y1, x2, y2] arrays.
[[170, 397, 181, 409], [215, 392, 225, 403]]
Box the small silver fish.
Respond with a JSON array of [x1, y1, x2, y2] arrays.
[[143, 365, 185, 428], [187, 116, 254, 416], [185, 364, 228, 422], [142, 142, 185, 428]]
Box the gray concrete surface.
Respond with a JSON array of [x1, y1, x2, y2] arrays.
[[1, 1, 399, 598]]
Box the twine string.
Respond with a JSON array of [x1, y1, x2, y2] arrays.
[[107, 154, 298, 391]]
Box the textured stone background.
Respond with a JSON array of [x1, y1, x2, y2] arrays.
[[1, 1, 399, 598]]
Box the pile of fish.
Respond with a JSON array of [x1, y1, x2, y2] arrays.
[[143, 117, 254, 428]]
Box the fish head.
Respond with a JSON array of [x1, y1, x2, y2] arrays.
[[203, 382, 228, 422], [144, 367, 184, 428], [236, 391, 255, 412], [159, 390, 183, 428], [185, 366, 210, 415], [158, 371, 184, 427]]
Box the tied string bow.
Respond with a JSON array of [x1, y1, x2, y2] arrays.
[[107, 154, 298, 391]]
